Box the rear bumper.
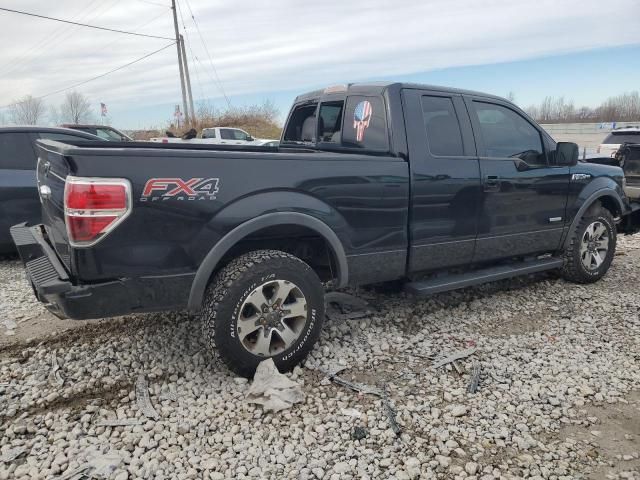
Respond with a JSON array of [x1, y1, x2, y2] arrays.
[[10, 223, 193, 320]]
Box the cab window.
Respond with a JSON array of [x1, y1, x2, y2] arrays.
[[472, 101, 546, 165]]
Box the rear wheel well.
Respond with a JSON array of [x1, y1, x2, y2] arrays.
[[216, 224, 339, 283]]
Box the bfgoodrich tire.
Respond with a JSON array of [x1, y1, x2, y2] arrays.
[[561, 204, 617, 284], [201, 250, 324, 377]]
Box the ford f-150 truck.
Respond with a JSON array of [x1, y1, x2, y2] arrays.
[[11, 82, 639, 376]]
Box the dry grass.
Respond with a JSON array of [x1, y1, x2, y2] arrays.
[[131, 100, 282, 140]]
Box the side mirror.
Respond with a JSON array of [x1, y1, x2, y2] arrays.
[[246, 135, 254, 142], [556, 142, 579, 166]]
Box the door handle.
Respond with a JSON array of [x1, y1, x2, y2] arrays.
[[484, 175, 500, 192]]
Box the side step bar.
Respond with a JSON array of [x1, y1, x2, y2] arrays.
[[405, 257, 564, 296]]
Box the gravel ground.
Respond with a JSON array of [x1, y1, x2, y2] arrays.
[[1, 237, 639, 480]]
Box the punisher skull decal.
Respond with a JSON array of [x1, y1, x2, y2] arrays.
[[353, 100, 373, 142]]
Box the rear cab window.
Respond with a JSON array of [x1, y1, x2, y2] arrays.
[[0, 132, 37, 170], [283, 94, 389, 152]]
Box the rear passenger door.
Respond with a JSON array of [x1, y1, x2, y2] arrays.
[[402, 89, 481, 273], [465, 98, 570, 262], [0, 132, 39, 250]]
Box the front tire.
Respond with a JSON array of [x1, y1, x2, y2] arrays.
[[201, 250, 325, 377], [561, 205, 616, 284]]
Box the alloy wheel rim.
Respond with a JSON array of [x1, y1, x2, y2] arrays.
[[236, 279, 308, 356], [580, 221, 609, 271]]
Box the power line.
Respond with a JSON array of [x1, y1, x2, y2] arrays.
[[1, 42, 176, 108], [135, 0, 170, 7], [181, 0, 231, 109], [0, 6, 174, 41]]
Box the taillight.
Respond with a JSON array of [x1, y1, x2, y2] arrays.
[[64, 176, 131, 247]]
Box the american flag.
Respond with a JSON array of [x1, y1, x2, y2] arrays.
[[353, 100, 372, 142], [100, 103, 107, 117]]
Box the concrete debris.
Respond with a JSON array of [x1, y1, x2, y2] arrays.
[[57, 448, 122, 479], [246, 359, 305, 412], [0, 446, 25, 463], [467, 361, 481, 393], [340, 407, 362, 418], [2, 317, 16, 336], [96, 418, 143, 427], [135, 374, 160, 420], [325, 292, 373, 321], [432, 347, 477, 369]]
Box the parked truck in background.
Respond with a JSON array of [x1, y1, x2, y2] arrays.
[[149, 127, 278, 146], [11, 82, 640, 376]]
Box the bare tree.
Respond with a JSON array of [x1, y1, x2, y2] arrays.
[[60, 91, 92, 124], [9, 95, 46, 125], [48, 105, 60, 126]]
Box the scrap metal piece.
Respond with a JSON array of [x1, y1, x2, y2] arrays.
[[96, 418, 142, 427], [0, 446, 25, 463], [382, 387, 402, 436], [135, 374, 160, 420], [317, 368, 382, 397], [452, 360, 463, 375], [352, 426, 368, 440], [467, 362, 481, 394], [325, 292, 373, 321], [50, 351, 64, 386], [432, 348, 477, 369]]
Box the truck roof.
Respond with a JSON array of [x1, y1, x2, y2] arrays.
[[294, 82, 508, 103]]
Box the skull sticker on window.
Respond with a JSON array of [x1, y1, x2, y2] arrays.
[[353, 100, 373, 142]]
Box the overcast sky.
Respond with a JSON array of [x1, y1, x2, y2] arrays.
[[1, 0, 639, 128]]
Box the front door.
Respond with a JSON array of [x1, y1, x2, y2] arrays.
[[402, 89, 482, 273], [465, 98, 571, 262]]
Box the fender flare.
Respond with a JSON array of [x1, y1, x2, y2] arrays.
[[562, 188, 624, 249], [187, 212, 349, 310]]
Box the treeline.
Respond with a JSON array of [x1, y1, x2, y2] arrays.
[[4, 91, 94, 125], [524, 91, 640, 123]]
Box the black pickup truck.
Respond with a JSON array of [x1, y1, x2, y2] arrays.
[[11, 82, 639, 376]]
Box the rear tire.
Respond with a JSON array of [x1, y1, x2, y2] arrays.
[[561, 204, 616, 284], [201, 250, 325, 378]]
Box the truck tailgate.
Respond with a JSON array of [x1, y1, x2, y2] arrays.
[[36, 143, 72, 269]]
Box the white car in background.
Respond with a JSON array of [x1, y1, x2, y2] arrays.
[[150, 127, 278, 146], [597, 127, 640, 158]]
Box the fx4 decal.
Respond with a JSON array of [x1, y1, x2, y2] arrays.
[[141, 178, 220, 201]]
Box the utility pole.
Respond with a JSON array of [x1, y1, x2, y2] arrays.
[[179, 34, 196, 125], [171, 0, 189, 125]]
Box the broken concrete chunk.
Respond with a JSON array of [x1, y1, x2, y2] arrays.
[[246, 359, 305, 412], [96, 418, 143, 427], [0, 446, 25, 463]]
